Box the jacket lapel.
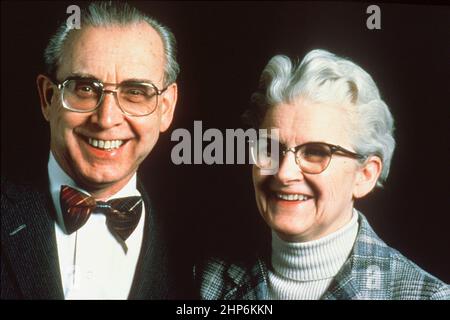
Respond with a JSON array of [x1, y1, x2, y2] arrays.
[[320, 259, 360, 299], [322, 213, 393, 300], [128, 180, 172, 299], [223, 257, 269, 300], [2, 181, 64, 299]]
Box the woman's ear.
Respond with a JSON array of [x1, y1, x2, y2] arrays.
[[36, 74, 55, 121], [353, 155, 383, 199]]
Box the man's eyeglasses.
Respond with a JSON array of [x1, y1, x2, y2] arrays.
[[250, 137, 366, 174], [53, 76, 168, 117]]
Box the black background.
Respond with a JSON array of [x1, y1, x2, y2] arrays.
[[2, 1, 449, 284]]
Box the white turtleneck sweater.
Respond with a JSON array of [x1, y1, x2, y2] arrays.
[[268, 211, 359, 300]]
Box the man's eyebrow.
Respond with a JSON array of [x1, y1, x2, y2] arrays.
[[65, 73, 154, 84], [66, 72, 98, 79]]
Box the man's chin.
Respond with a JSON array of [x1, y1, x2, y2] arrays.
[[75, 170, 132, 194]]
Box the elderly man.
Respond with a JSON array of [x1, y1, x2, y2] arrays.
[[1, 2, 184, 299]]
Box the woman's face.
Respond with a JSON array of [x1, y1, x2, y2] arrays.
[[253, 99, 364, 242]]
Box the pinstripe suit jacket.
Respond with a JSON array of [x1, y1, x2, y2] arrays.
[[1, 178, 192, 299], [198, 213, 449, 300]]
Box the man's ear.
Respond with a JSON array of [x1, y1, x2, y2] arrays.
[[158, 82, 178, 133], [353, 155, 383, 199], [36, 74, 55, 122]]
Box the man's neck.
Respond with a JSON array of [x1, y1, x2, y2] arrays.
[[77, 178, 134, 201]]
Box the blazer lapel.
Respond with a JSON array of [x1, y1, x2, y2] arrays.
[[321, 259, 360, 300], [322, 212, 393, 300], [128, 180, 172, 299], [2, 182, 64, 299], [221, 257, 269, 300]]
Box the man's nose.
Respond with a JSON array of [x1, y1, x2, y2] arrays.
[[274, 151, 304, 183], [91, 91, 125, 129]]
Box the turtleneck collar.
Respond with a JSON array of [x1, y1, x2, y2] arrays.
[[271, 210, 359, 281]]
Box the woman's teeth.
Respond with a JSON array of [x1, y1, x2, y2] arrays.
[[88, 138, 124, 150], [276, 193, 310, 201]]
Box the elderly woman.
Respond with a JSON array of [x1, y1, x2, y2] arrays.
[[198, 49, 449, 300]]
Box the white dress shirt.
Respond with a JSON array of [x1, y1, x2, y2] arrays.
[[48, 153, 145, 299]]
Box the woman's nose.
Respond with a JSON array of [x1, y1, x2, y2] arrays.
[[275, 150, 304, 183]]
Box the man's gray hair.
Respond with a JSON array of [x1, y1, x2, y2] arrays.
[[247, 49, 395, 187], [44, 1, 179, 86]]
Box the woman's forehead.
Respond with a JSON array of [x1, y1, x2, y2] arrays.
[[261, 102, 352, 145]]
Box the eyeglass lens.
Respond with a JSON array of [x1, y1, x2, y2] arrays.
[[251, 137, 332, 174], [62, 79, 159, 116]]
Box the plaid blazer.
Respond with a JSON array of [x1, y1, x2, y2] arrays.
[[197, 213, 449, 300]]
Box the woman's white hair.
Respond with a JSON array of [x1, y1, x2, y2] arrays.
[[247, 49, 395, 187]]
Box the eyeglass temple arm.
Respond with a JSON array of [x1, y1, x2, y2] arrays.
[[331, 145, 365, 159], [157, 86, 169, 95]]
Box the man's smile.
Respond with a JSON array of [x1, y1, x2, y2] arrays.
[[87, 137, 125, 150], [76, 133, 131, 158]]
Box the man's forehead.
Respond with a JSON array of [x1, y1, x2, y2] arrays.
[[65, 23, 163, 59], [68, 22, 162, 45], [57, 23, 165, 82]]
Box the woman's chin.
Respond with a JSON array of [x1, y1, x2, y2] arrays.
[[269, 215, 316, 242]]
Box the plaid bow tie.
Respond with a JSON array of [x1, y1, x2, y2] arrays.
[[60, 185, 143, 252]]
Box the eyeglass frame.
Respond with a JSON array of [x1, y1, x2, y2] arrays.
[[250, 138, 367, 175], [51, 76, 169, 117]]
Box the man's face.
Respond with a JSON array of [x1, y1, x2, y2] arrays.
[[252, 100, 364, 242], [38, 23, 177, 198]]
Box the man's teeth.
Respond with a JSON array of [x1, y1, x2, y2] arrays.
[[276, 193, 310, 201], [88, 138, 124, 150]]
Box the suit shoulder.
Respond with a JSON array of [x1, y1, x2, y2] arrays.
[[348, 214, 449, 300], [386, 246, 449, 299]]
